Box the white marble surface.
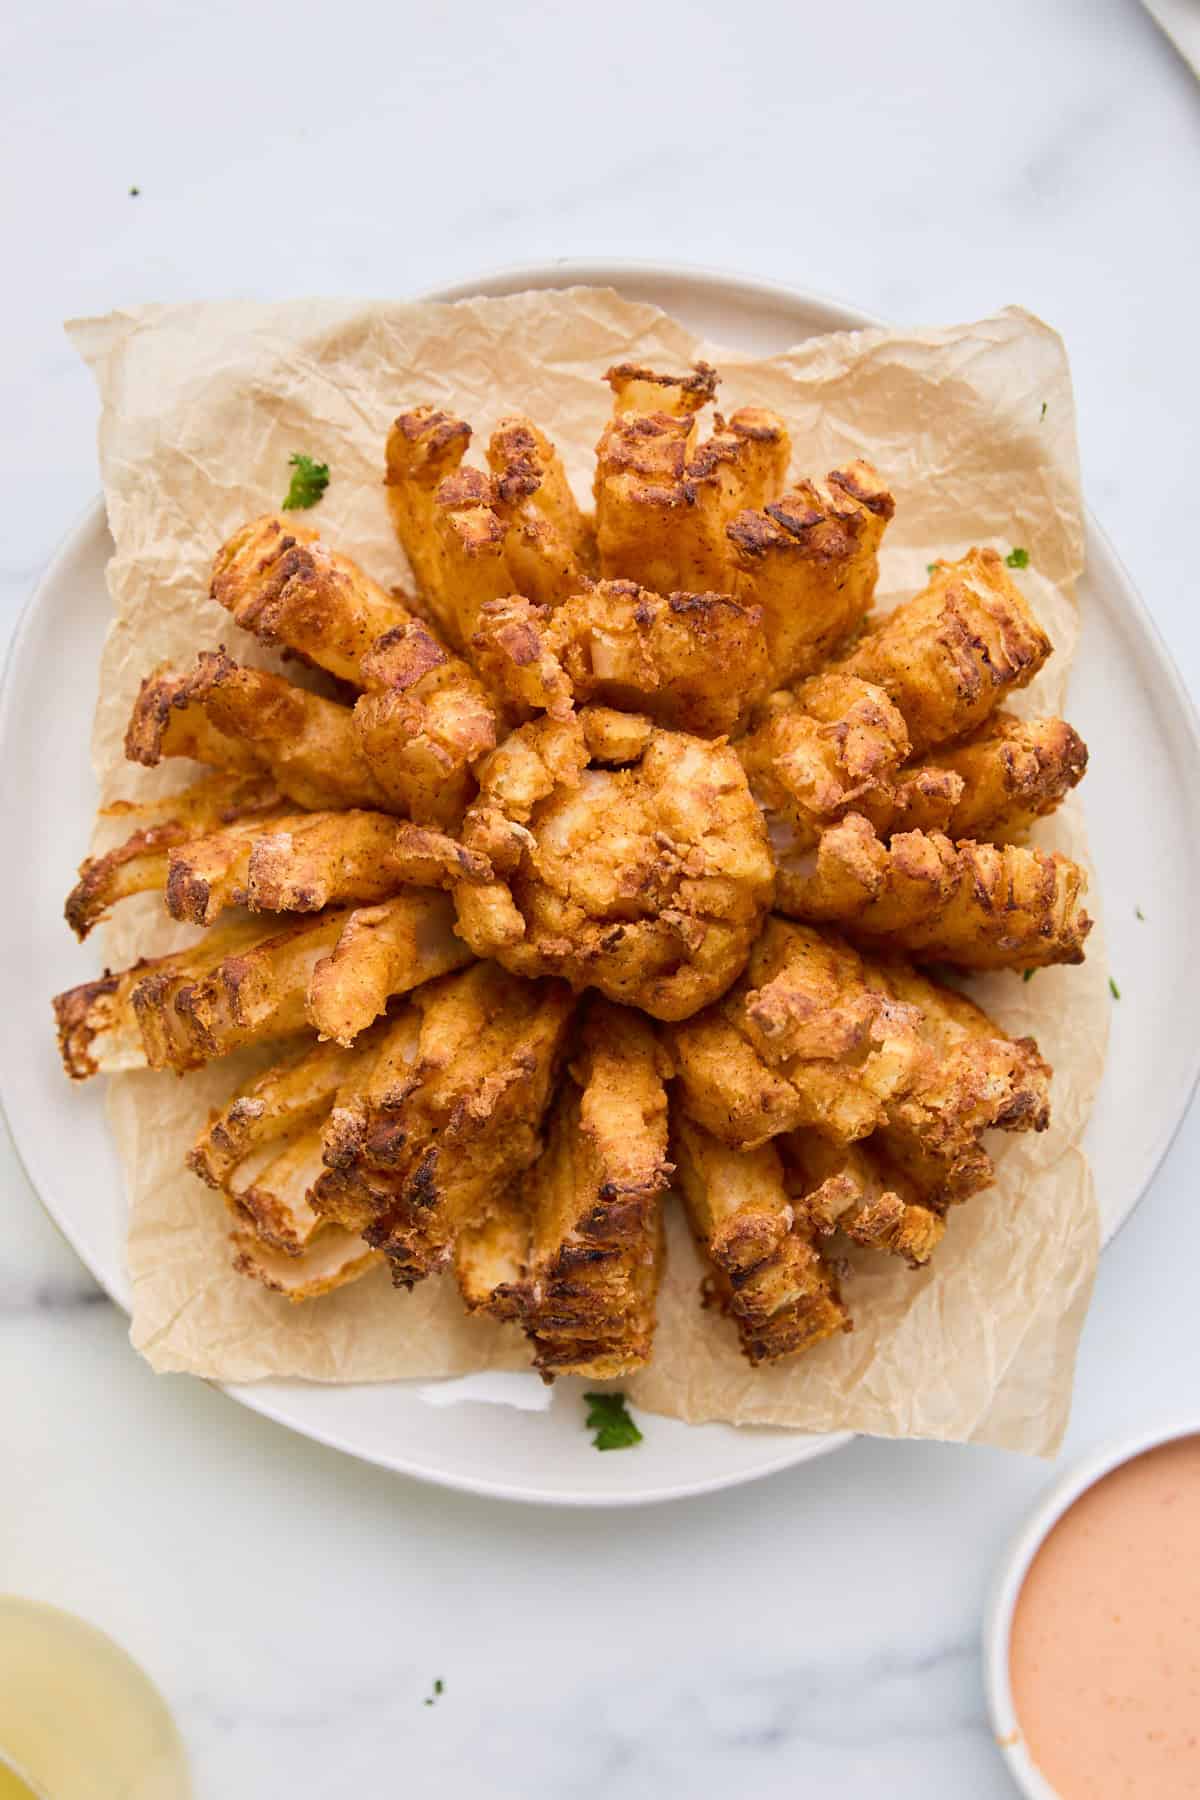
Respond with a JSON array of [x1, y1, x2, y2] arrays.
[[3, 2, 1199, 1793]]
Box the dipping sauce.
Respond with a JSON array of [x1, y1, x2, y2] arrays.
[[1009, 1434, 1200, 1798]]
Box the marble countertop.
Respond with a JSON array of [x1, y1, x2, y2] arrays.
[[3, 2, 1199, 1793]]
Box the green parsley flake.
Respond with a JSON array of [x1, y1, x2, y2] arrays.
[[282, 453, 330, 511], [423, 1678, 445, 1707], [1109, 976, 1121, 1001], [1135, 906, 1145, 921], [1040, 402, 1047, 421], [926, 562, 938, 576], [584, 1391, 643, 1451], [1005, 547, 1030, 569], [1022, 968, 1036, 983]]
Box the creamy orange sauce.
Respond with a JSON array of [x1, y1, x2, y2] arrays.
[[1009, 1435, 1200, 1797]]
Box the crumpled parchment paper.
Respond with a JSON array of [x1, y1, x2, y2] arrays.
[[67, 290, 1105, 1454]]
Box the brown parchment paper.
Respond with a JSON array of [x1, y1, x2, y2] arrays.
[[67, 291, 1107, 1453]]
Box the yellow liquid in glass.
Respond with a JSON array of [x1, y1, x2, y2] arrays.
[[0, 1763, 40, 1800], [0, 1598, 191, 1799]]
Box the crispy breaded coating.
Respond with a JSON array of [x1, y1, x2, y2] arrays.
[[669, 917, 1049, 1184], [54, 954, 178, 1080], [220, 1116, 382, 1303], [454, 712, 775, 1021], [728, 462, 894, 684], [738, 672, 913, 852], [210, 514, 416, 686], [352, 620, 497, 827], [468, 595, 576, 720], [837, 550, 1051, 753], [780, 1131, 945, 1268], [189, 1028, 387, 1188], [454, 1189, 528, 1321], [516, 999, 671, 1378], [777, 812, 1092, 969], [672, 1115, 849, 1365], [385, 408, 589, 650], [472, 583, 771, 737], [871, 959, 1051, 1204], [125, 651, 392, 812], [604, 361, 719, 419], [226, 1124, 330, 1254], [53, 891, 469, 1076], [305, 890, 472, 1047], [315, 967, 574, 1286], [908, 712, 1088, 842], [231, 1226, 382, 1301], [163, 810, 489, 926], [126, 911, 338, 1072], [595, 364, 790, 593], [383, 405, 473, 611], [209, 515, 498, 824], [486, 416, 596, 592], [669, 918, 928, 1148], [65, 771, 285, 940]]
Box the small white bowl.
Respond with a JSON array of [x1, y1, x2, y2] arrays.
[[984, 1417, 1200, 1798]]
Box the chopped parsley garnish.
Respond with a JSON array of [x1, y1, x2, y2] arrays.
[[584, 1391, 643, 1451], [423, 1678, 444, 1707], [282, 453, 330, 511], [926, 562, 938, 576], [1005, 547, 1030, 569], [1135, 905, 1145, 921], [129, 185, 140, 197], [1022, 968, 1036, 982], [1109, 976, 1121, 1001], [1039, 402, 1047, 421]]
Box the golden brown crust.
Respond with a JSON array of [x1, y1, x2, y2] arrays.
[[454, 1190, 529, 1321], [384, 406, 473, 616], [314, 966, 574, 1287], [70, 892, 467, 1075], [514, 999, 670, 1378], [676, 919, 929, 1147], [353, 619, 498, 827], [728, 461, 893, 684], [230, 1224, 382, 1301], [868, 958, 1051, 1203], [776, 813, 1092, 970], [163, 810, 490, 926], [914, 712, 1089, 841], [780, 1132, 945, 1268], [738, 672, 912, 852], [304, 891, 472, 1047], [668, 918, 1051, 1201], [386, 408, 589, 652], [210, 514, 416, 686], [673, 1114, 849, 1365], [471, 582, 771, 737], [603, 361, 718, 416], [595, 371, 790, 593], [189, 1029, 387, 1189], [837, 550, 1051, 753], [453, 713, 775, 1021], [65, 771, 284, 940], [53, 961, 153, 1080], [125, 651, 393, 812]]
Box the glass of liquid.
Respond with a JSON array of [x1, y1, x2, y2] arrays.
[[0, 1598, 191, 1799]]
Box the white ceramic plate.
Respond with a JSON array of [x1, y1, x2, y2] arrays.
[[4, 264, 1199, 1506]]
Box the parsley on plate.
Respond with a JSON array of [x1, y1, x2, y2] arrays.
[[282, 453, 330, 511], [584, 1391, 643, 1451]]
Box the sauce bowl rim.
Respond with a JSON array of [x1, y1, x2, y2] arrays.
[[985, 1416, 1200, 1798]]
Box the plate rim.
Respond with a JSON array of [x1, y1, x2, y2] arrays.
[[6, 259, 1200, 1504]]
